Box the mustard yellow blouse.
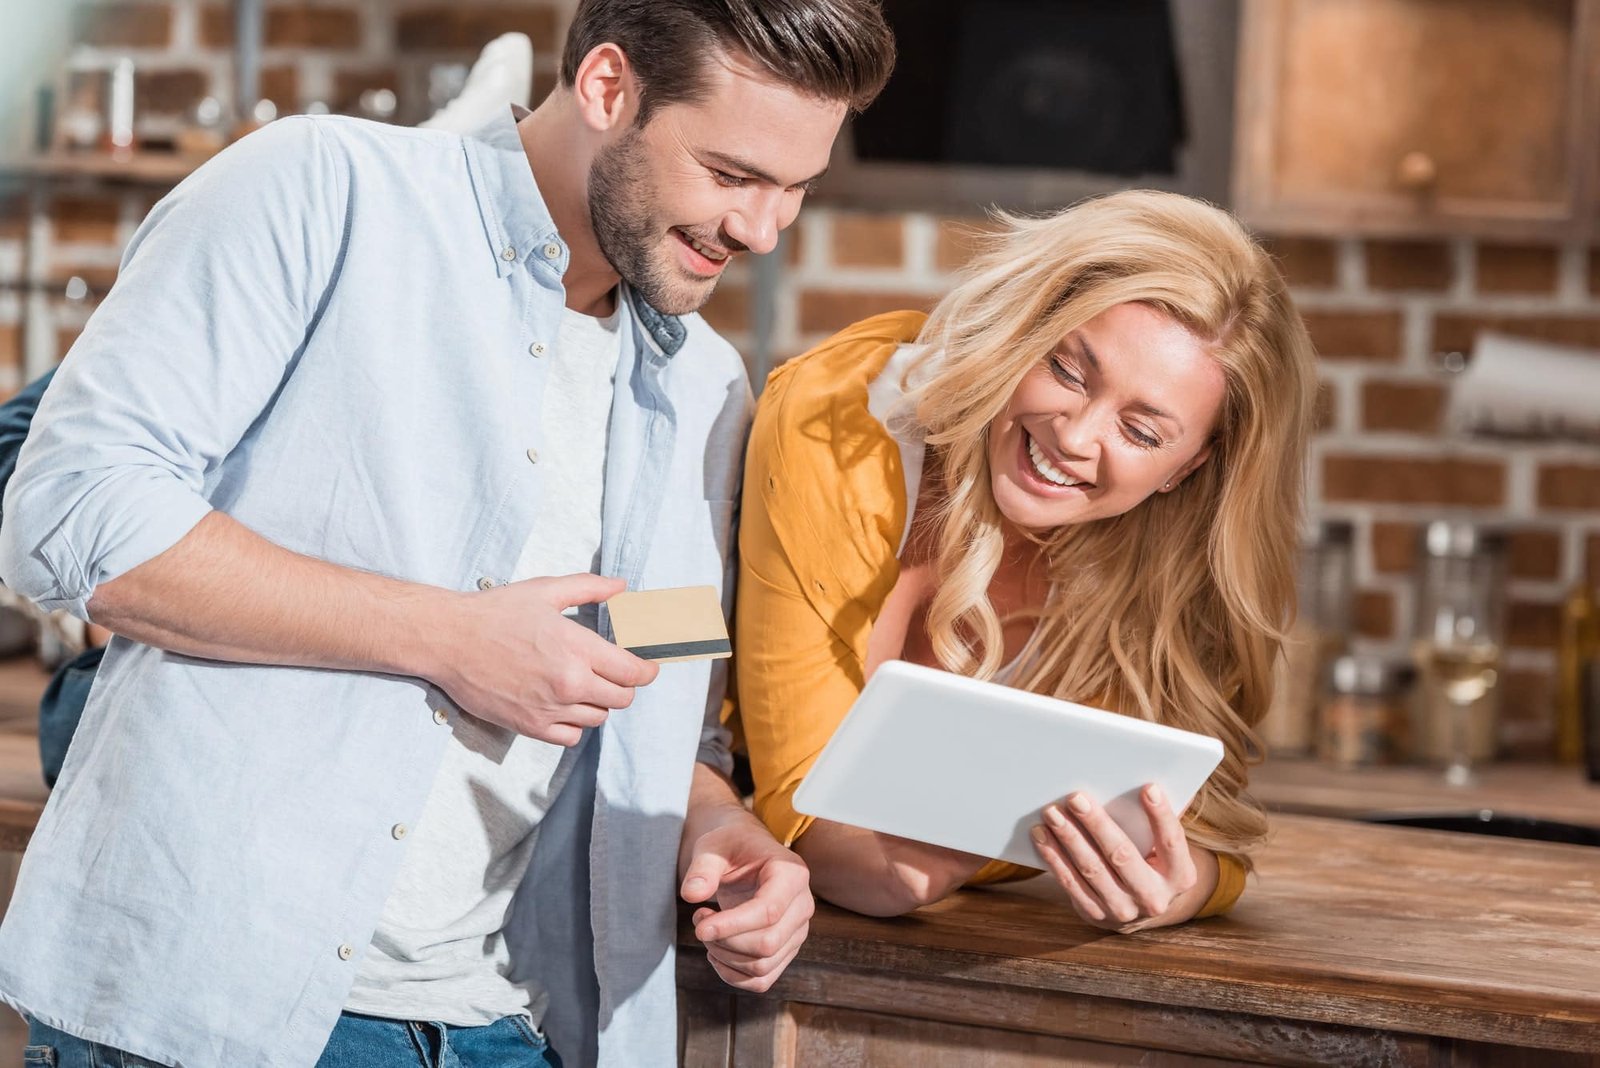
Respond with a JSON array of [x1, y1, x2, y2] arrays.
[[728, 310, 1246, 918]]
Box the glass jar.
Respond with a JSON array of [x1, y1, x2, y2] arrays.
[[1318, 654, 1414, 767], [1265, 520, 1354, 755], [1410, 521, 1506, 785]]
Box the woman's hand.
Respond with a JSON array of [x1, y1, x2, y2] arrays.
[[1030, 784, 1217, 933]]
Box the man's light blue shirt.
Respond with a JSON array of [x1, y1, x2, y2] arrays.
[[0, 110, 750, 1068]]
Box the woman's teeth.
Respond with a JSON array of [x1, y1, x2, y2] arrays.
[[1027, 437, 1083, 487]]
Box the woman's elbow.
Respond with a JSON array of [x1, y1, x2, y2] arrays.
[[865, 858, 969, 915]]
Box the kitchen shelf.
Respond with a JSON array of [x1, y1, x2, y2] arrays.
[[0, 151, 200, 186]]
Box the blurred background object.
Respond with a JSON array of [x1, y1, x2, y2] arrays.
[[1562, 571, 1599, 766], [1318, 653, 1414, 768], [822, 0, 1236, 213], [1444, 333, 1600, 444], [1264, 519, 1354, 756], [1411, 521, 1507, 785], [104, 57, 136, 157], [419, 33, 534, 132]]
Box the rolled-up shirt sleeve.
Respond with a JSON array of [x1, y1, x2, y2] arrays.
[[0, 117, 349, 618]]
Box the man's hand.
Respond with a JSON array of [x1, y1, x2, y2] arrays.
[[681, 820, 814, 992], [430, 573, 658, 745], [679, 762, 815, 993]]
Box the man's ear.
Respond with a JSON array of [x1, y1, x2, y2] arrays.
[[570, 42, 638, 133], [1160, 438, 1215, 492]]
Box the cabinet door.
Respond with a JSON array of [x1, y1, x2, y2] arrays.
[[1234, 0, 1598, 239]]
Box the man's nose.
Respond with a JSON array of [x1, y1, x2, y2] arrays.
[[724, 193, 783, 256]]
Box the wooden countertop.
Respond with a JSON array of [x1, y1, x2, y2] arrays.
[[681, 814, 1600, 1055], [1252, 756, 1600, 828]]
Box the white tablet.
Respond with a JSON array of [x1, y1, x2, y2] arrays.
[[793, 660, 1224, 867]]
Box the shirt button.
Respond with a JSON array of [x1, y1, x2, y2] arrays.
[[477, 576, 496, 591], [337, 943, 354, 961], [526, 448, 539, 464], [542, 242, 561, 260], [433, 708, 449, 725], [391, 823, 408, 840], [529, 341, 547, 357], [501, 246, 517, 262]]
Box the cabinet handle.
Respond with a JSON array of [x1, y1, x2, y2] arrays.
[[1396, 151, 1437, 190]]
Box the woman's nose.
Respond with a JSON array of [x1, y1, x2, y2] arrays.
[[1050, 406, 1103, 460]]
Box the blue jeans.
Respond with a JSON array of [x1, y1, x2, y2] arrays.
[[25, 1011, 561, 1068]]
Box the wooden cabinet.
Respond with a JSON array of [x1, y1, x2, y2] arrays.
[[1233, 0, 1600, 239]]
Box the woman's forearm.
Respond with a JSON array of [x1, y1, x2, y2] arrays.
[[794, 818, 988, 917]]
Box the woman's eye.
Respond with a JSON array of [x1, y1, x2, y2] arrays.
[[1048, 357, 1083, 387], [712, 170, 746, 188], [1126, 424, 1162, 449]]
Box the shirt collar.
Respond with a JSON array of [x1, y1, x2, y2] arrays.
[[462, 105, 565, 280], [462, 105, 688, 358]]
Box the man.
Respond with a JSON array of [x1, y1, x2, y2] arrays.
[[0, 3, 895, 1066]]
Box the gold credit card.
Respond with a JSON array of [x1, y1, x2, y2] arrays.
[[607, 585, 731, 663]]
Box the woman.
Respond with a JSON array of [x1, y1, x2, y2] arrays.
[[730, 190, 1316, 932]]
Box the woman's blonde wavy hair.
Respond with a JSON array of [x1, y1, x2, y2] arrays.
[[907, 190, 1317, 869]]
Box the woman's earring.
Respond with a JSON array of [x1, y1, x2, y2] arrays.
[[1162, 481, 1172, 491]]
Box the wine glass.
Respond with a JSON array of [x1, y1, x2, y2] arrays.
[[1411, 523, 1506, 787]]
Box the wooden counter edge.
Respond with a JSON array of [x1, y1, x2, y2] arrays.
[[675, 954, 1595, 1067]]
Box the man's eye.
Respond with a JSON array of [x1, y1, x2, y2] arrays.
[[712, 170, 746, 188]]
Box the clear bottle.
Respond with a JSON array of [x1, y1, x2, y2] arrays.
[[1265, 520, 1354, 755], [1410, 521, 1507, 785]]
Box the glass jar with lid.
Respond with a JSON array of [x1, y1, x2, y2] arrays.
[[1318, 654, 1414, 767]]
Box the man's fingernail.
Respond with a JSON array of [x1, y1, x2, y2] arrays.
[[685, 877, 705, 893], [1068, 793, 1092, 815], [1043, 805, 1066, 827]]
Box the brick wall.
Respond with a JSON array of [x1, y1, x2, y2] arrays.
[[0, 0, 571, 393], [704, 215, 1600, 758], [4, 1, 1598, 756]]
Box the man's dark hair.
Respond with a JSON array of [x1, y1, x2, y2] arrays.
[[560, 0, 895, 122]]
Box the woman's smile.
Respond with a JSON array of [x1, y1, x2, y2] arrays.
[[1019, 430, 1091, 493]]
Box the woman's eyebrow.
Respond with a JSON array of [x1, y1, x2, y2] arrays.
[[1077, 336, 1102, 374], [1132, 399, 1181, 428]]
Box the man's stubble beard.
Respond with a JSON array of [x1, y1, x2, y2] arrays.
[[588, 129, 718, 317]]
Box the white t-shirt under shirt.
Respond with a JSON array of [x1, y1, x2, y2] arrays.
[[345, 303, 622, 1025]]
